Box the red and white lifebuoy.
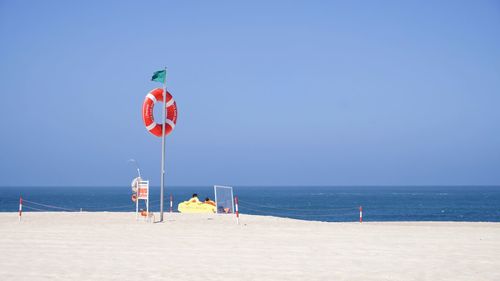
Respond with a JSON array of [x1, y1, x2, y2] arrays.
[[142, 88, 178, 137]]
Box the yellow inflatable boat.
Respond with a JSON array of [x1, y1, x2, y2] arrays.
[[177, 201, 216, 213]]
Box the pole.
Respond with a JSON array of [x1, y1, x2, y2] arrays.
[[19, 196, 22, 222], [128, 159, 142, 178], [160, 67, 167, 222], [170, 194, 173, 213], [146, 185, 149, 222], [134, 160, 141, 178], [359, 206, 363, 223], [234, 196, 240, 225]]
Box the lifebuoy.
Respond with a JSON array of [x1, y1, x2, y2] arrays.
[[131, 177, 141, 192], [142, 88, 178, 137], [131, 194, 137, 202]]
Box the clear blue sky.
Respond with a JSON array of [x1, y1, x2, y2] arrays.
[[1, 1, 499, 186]]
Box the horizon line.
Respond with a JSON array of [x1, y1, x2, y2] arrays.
[[1, 184, 500, 188]]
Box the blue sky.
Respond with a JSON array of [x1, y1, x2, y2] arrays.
[[0, 1, 499, 186]]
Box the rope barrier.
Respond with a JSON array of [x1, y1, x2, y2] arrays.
[[22, 199, 79, 211], [238, 200, 494, 212], [238, 203, 358, 218], [86, 206, 132, 211], [238, 199, 358, 212], [87, 203, 138, 211], [23, 205, 49, 211], [237, 204, 301, 217], [365, 213, 466, 217], [18, 198, 164, 212]]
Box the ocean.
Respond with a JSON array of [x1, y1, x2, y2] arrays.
[[1, 186, 499, 222]]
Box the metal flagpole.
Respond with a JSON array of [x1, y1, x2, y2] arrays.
[[160, 67, 167, 222]]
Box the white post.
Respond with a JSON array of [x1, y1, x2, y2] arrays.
[[234, 196, 240, 225], [19, 196, 22, 222], [134, 160, 141, 178], [135, 192, 139, 221], [214, 186, 218, 214], [160, 67, 167, 222]]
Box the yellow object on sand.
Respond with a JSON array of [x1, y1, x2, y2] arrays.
[[178, 201, 216, 213]]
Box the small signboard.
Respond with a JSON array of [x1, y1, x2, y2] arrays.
[[138, 184, 148, 199]]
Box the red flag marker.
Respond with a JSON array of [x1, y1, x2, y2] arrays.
[[234, 196, 240, 225], [19, 196, 23, 221]]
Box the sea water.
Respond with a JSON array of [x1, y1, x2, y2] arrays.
[[1, 186, 499, 222]]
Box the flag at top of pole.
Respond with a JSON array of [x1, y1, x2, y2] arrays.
[[152, 69, 166, 83]]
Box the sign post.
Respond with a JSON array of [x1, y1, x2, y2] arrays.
[[19, 196, 22, 222]]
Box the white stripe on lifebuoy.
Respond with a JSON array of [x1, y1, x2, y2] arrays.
[[165, 98, 174, 108], [165, 119, 176, 129], [146, 123, 157, 131], [146, 93, 157, 103]]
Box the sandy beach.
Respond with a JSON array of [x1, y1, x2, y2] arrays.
[[0, 212, 499, 281]]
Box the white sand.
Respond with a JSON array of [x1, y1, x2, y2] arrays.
[[0, 212, 499, 281]]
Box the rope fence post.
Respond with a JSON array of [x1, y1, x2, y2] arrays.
[[19, 196, 22, 222], [234, 196, 239, 225], [169, 194, 173, 213], [359, 206, 363, 223]]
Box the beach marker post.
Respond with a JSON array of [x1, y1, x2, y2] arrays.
[[234, 196, 240, 225], [359, 206, 363, 223], [169, 194, 173, 213], [19, 196, 22, 222]]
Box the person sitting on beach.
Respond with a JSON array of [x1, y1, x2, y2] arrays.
[[189, 193, 200, 203], [204, 197, 216, 206]]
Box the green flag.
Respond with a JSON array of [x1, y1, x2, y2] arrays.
[[151, 69, 166, 83]]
